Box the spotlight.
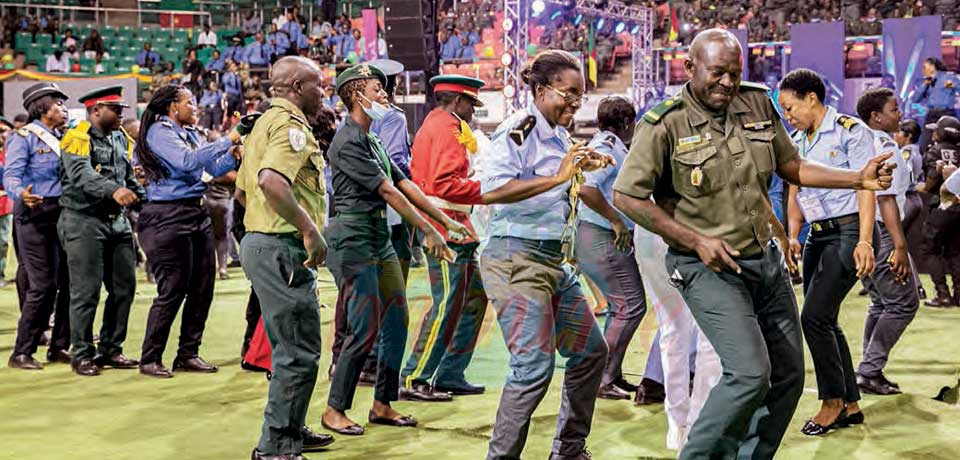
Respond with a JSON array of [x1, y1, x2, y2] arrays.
[[503, 85, 516, 99], [630, 24, 640, 34], [574, 14, 583, 26], [615, 22, 625, 33], [531, 0, 545, 16], [501, 52, 513, 67], [550, 11, 562, 21], [597, 18, 605, 29], [502, 18, 514, 31]]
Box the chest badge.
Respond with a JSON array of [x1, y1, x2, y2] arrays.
[[691, 166, 703, 187], [829, 150, 837, 159], [94, 164, 102, 173], [678, 134, 701, 148], [288, 128, 306, 152], [901, 149, 911, 161]]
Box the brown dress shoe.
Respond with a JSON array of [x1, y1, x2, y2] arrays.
[[173, 356, 219, 373], [72, 359, 101, 377], [399, 382, 454, 402], [140, 362, 174, 378], [46, 348, 72, 364], [95, 354, 140, 369], [8, 354, 43, 370]]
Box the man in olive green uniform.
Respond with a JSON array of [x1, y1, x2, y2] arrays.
[[236, 56, 330, 460], [612, 29, 895, 459], [58, 86, 143, 377]]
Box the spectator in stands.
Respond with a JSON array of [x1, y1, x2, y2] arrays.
[[82, 29, 106, 59], [60, 28, 77, 49], [183, 48, 204, 95], [322, 85, 341, 111], [335, 24, 356, 62], [308, 35, 334, 64], [267, 23, 290, 56], [94, 52, 105, 74], [244, 32, 273, 67], [859, 7, 882, 35], [222, 60, 245, 116], [282, 11, 303, 50], [296, 30, 309, 54], [350, 28, 363, 57], [44, 49, 69, 73], [272, 8, 287, 30], [197, 24, 217, 49], [311, 17, 330, 38], [206, 49, 226, 73], [199, 80, 225, 130], [439, 29, 461, 61], [224, 36, 245, 63], [457, 35, 475, 60], [242, 11, 261, 37], [137, 42, 161, 70]]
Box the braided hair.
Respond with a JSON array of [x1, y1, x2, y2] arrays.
[[136, 85, 185, 183]]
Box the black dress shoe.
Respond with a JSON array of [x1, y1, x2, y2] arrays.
[[173, 356, 219, 373], [368, 410, 417, 427], [925, 293, 956, 308], [597, 383, 631, 400], [357, 370, 377, 386], [251, 448, 309, 460], [320, 417, 364, 436], [72, 359, 101, 377], [400, 382, 454, 402], [879, 373, 900, 389], [46, 348, 72, 364], [548, 447, 593, 459], [95, 354, 139, 369], [140, 362, 174, 378], [836, 410, 864, 427], [633, 378, 665, 405], [8, 354, 43, 370], [241, 360, 270, 373], [612, 377, 639, 393], [857, 373, 901, 395], [300, 426, 335, 450], [800, 408, 846, 436], [434, 380, 485, 395]]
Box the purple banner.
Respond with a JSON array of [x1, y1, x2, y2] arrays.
[[730, 27, 749, 81], [882, 16, 943, 104], [362, 9, 378, 60], [790, 21, 846, 109]]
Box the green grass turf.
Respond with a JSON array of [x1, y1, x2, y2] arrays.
[[2, 259, 960, 460]]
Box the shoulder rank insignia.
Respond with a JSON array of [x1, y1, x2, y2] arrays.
[[289, 112, 307, 126], [15, 128, 28, 137], [642, 97, 683, 124], [509, 115, 536, 146], [61, 121, 92, 157], [836, 115, 859, 131], [739, 81, 770, 92], [160, 120, 173, 128]]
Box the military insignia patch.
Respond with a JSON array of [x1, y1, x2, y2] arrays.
[[289, 128, 306, 152], [358, 65, 372, 77], [743, 120, 773, 130], [678, 135, 701, 147], [829, 151, 837, 159], [95, 164, 102, 173], [691, 166, 703, 187], [509, 115, 536, 146], [902, 149, 911, 161]]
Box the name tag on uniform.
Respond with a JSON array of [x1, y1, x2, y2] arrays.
[[742, 120, 773, 130], [797, 193, 827, 222], [676, 134, 705, 153]]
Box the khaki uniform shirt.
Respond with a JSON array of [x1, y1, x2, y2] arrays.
[[613, 82, 798, 256], [237, 97, 326, 234]]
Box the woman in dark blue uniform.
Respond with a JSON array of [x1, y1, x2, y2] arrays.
[[134, 84, 244, 378]]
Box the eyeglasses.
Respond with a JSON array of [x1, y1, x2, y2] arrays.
[[545, 85, 587, 106]]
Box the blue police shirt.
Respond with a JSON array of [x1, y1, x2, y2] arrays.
[[268, 32, 290, 55], [791, 106, 875, 222], [136, 49, 160, 66], [902, 143, 924, 186], [2, 120, 63, 200], [466, 31, 480, 46], [440, 36, 461, 60], [337, 35, 357, 59], [579, 130, 632, 231], [480, 103, 573, 240], [370, 107, 411, 178], [199, 90, 223, 109], [144, 116, 235, 201], [244, 41, 273, 66], [282, 21, 302, 47], [222, 72, 242, 96], [945, 168, 960, 195], [872, 128, 910, 220], [458, 44, 476, 60], [223, 45, 245, 63], [206, 56, 225, 72], [911, 70, 960, 110]]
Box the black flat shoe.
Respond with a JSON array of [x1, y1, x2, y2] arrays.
[[367, 410, 417, 427], [320, 418, 364, 436], [836, 411, 864, 427], [801, 409, 846, 436]]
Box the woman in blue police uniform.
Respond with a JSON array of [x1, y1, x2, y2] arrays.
[[479, 50, 614, 460], [779, 69, 877, 435], [911, 57, 960, 152], [134, 84, 244, 378], [320, 63, 471, 436], [3, 83, 72, 370]]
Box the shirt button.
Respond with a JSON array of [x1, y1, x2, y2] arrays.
[[735, 159, 742, 166], [750, 209, 758, 216], [742, 185, 748, 192]]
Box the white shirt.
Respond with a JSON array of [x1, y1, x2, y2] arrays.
[[272, 16, 287, 30], [45, 54, 70, 72], [197, 31, 217, 47]]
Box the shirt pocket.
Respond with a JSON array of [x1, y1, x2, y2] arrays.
[[825, 144, 850, 169], [743, 130, 777, 174], [672, 144, 726, 197]]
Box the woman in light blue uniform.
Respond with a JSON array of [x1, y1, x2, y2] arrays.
[[779, 69, 877, 435], [478, 49, 613, 460]]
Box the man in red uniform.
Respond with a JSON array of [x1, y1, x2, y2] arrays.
[[400, 75, 488, 400]]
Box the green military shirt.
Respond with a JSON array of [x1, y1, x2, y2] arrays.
[[237, 97, 326, 234], [59, 121, 144, 217], [613, 82, 798, 256]]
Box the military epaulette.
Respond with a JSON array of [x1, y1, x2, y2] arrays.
[[509, 115, 536, 146], [836, 115, 859, 131], [739, 81, 770, 92], [160, 120, 173, 128], [390, 104, 405, 113], [120, 126, 135, 160], [61, 121, 91, 157], [289, 112, 307, 126], [642, 97, 682, 124], [15, 128, 28, 137]]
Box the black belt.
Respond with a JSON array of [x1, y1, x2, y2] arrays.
[[148, 197, 202, 207], [810, 213, 859, 233], [335, 209, 387, 220]]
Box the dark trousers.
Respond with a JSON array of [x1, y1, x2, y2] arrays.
[[574, 221, 647, 387], [325, 215, 409, 410], [137, 201, 216, 365], [226, 93, 246, 116], [920, 204, 960, 295], [860, 225, 920, 378], [666, 241, 803, 460], [480, 237, 607, 459], [242, 232, 321, 455], [801, 219, 863, 402], [401, 242, 487, 387], [232, 201, 261, 357], [203, 196, 233, 273], [58, 209, 137, 362], [12, 200, 70, 356], [12, 220, 26, 308]]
